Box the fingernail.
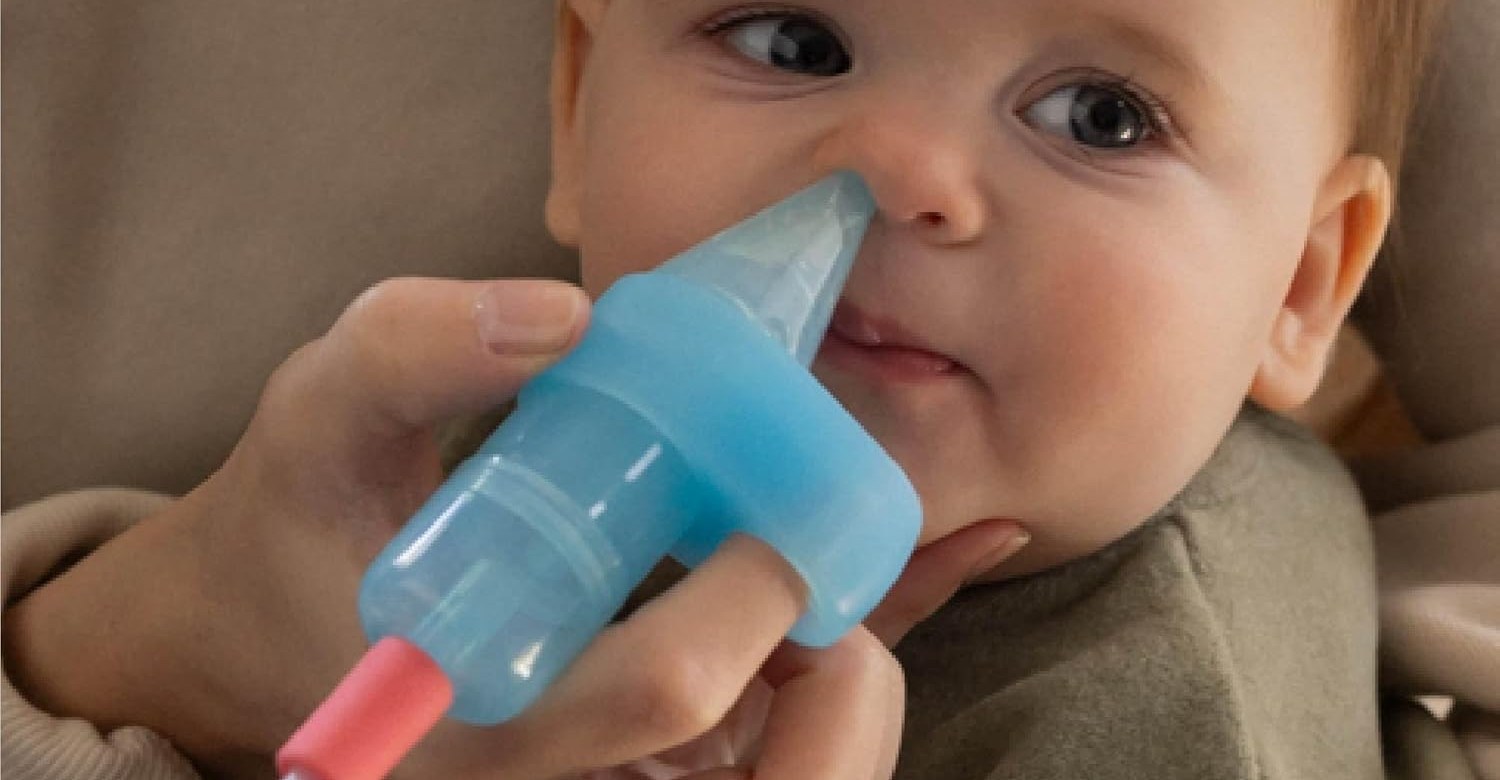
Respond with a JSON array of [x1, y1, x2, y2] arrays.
[[473, 281, 583, 354], [966, 528, 1031, 581]]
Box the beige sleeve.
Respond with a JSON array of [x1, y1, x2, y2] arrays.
[[2, 489, 201, 780], [1350, 0, 1500, 775]]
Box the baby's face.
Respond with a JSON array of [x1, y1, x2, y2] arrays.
[[549, 0, 1383, 575]]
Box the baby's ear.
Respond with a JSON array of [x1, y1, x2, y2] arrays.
[[1249, 155, 1392, 412], [545, 0, 610, 248]]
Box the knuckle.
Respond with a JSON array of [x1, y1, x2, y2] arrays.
[[251, 339, 326, 430], [339, 278, 421, 356], [834, 628, 899, 687], [334, 278, 428, 402], [260, 340, 319, 403], [621, 646, 736, 745]]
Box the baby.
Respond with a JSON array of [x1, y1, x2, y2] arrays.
[[543, 0, 1445, 775], [1, 0, 1455, 777], [550, 0, 1413, 574]]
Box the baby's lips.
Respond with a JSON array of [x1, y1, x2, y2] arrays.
[[827, 300, 963, 372]]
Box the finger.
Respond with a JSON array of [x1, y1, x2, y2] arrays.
[[871, 646, 904, 780], [503, 534, 808, 776], [863, 519, 1029, 647], [746, 627, 901, 780], [263, 277, 588, 454]]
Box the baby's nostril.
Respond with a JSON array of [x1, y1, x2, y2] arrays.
[[918, 212, 945, 227]]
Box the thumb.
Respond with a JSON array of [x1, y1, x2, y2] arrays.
[[863, 520, 1030, 647], [263, 277, 589, 459]]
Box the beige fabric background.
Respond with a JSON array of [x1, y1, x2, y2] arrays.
[[2, 0, 573, 506], [1347, 1, 1500, 772]]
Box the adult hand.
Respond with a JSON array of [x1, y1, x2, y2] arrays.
[[4, 275, 1028, 779], [6, 277, 587, 777], [556, 515, 1030, 780]]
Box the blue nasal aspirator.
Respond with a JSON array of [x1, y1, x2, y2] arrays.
[[277, 171, 923, 780]]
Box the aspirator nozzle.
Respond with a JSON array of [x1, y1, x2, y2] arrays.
[[658, 171, 876, 367]]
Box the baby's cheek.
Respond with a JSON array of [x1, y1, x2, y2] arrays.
[[1007, 447, 1174, 576], [985, 277, 1242, 573], [1024, 361, 1245, 575]]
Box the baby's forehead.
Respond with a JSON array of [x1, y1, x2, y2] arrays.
[[960, 0, 1330, 70]]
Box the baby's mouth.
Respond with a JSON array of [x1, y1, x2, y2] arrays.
[[819, 301, 963, 380]]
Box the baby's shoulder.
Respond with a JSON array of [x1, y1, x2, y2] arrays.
[[1179, 403, 1364, 518], [1169, 403, 1374, 590], [1193, 403, 1375, 569]]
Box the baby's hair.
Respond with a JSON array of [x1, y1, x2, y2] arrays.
[[1343, 0, 1448, 318], [1343, 0, 1448, 179]]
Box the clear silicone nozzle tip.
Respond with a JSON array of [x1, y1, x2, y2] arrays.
[[658, 170, 876, 366]]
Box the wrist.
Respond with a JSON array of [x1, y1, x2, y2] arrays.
[[2, 494, 303, 777]]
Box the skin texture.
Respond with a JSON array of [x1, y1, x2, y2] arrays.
[[2, 0, 1394, 777], [546, 0, 1393, 578]]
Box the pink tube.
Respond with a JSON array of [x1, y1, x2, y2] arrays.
[[277, 637, 454, 780]]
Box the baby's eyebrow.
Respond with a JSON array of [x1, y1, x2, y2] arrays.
[[1084, 13, 1210, 96]]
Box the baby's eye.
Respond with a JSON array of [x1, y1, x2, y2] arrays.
[[714, 11, 851, 77], [1022, 82, 1159, 150]]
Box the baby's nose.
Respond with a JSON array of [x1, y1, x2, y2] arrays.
[[814, 109, 987, 246]]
